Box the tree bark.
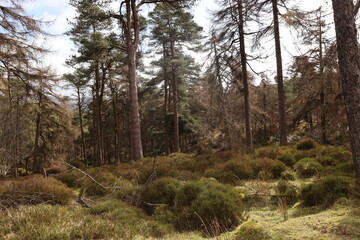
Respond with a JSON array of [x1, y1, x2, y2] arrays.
[[110, 81, 121, 163], [33, 92, 42, 174], [237, 0, 253, 150], [318, 12, 327, 144], [77, 88, 87, 166], [170, 39, 180, 152], [119, 0, 144, 160], [332, 0, 360, 181], [272, 0, 287, 145], [163, 42, 170, 155], [127, 45, 143, 160]]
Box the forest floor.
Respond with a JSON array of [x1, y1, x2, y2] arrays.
[[1, 139, 360, 240]]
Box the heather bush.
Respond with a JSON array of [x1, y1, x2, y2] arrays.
[[174, 181, 246, 234], [300, 176, 353, 207], [296, 138, 317, 150], [232, 221, 271, 240], [294, 158, 323, 178], [141, 178, 181, 214], [0, 175, 75, 207]]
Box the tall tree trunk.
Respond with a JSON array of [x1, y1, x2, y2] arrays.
[[94, 64, 104, 165], [110, 81, 121, 163], [332, 0, 360, 181], [119, 0, 144, 160], [33, 92, 42, 174], [77, 88, 87, 166], [237, 0, 253, 149], [318, 12, 327, 144], [170, 40, 180, 152], [163, 42, 170, 155], [128, 45, 143, 160], [272, 0, 287, 145]]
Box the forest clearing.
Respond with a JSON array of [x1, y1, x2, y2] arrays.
[[2, 0, 360, 239]]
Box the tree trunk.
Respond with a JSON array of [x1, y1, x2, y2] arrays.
[[33, 92, 42, 174], [110, 82, 121, 164], [272, 0, 287, 145], [128, 45, 143, 160], [170, 40, 180, 152], [77, 88, 87, 166], [237, 0, 253, 149], [94, 64, 105, 166], [332, 0, 360, 181], [163, 43, 170, 155], [318, 13, 327, 144]]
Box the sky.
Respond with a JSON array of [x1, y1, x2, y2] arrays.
[[22, 0, 333, 82]]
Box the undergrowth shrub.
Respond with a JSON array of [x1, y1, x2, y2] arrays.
[[296, 139, 317, 150], [81, 171, 118, 197], [335, 162, 355, 175], [271, 162, 287, 178], [255, 147, 279, 159], [174, 180, 246, 235], [232, 220, 271, 240], [55, 171, 84, 188], [0, 175, 75, 207], [300, 176, 353, 207], [294, 158, 323, 178], [275, 180, 299, 205], [277, 152, 296, 167], [142, 178, 181, 214], [320, 146, 352, 163], [115, 180, 143, 206], [204, 160, 254, 184], [252, 158, 286, 179]]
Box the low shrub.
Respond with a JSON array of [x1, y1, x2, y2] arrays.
[[204, 160, 254, 184], [141, 178, 181, 214], [115, 180, 143, 206], [277, 152, 296, 167], [300, 176, 353, 207], [0, 175, 75, 207], [296, 138, 317, 150], [294, 158, 323, 178], [55, 171, 84, 188], [335, 162, 355, 175], [81, 171, 118, 197], [275, 180, 299, 205], [320, 146, 352, 163], [280, 169, 296, 181], [252, 158, 286, 179], [317, 155, 340, 166], [174, 181, 246, 234], [271, 162, 287, 178], [255, 147, 279, 159], [232, 220, 271, 240]]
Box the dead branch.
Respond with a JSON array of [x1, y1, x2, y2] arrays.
[[65, 162, 121, 190]]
